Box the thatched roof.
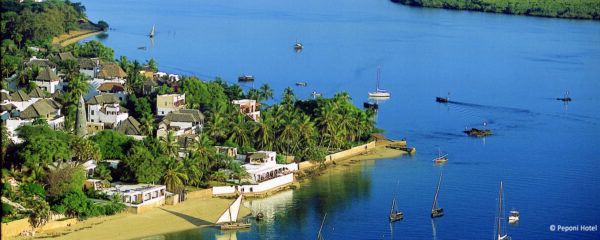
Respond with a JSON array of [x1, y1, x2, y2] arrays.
[[28, 87, 47, 98], [100, 105, 128, 114], [164, 109, 204, 123], [36, 67, 59, 82], [115, 116, 143, 136], [97, 64, 127, 79], [1, 92, 11, 102], [58, 52, 75, 61], [10, 90, 30, 102], [28, 59, 57, 69], [179, 109, 205, 121], [20, 99, 61, 119], [86, 93, 120, 105], [1, 104, 17, 112], [78, 58, 101, 69], [97, 82, 126, 92]]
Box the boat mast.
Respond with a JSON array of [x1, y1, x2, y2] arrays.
[[497, 181, 503, 240], [317, 213, 327, 240], [432, 172, 442, 211], [377, 67, 380, 91]]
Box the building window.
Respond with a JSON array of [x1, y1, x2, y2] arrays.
[[91, 119, 94, 122], [91, 110, 94, 115]]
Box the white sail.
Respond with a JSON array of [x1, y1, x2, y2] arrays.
[[150, 24, 155, 37], [216, 195, 243, 224]]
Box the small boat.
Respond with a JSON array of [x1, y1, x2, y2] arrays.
[[389, 182, 404, 222], [149, 24, 155, 38], [557, 91, 571, 102], [317, 213, 326, 240], [238, 75, 255, 82], [296, 82, 307, 86], [433, 148, 448, 164], [496, 182, 511, 240], [255, 212, 264, 221], [464, 128, 493, 137], [435, 97, 449, 103], [363, 102, 378, 110], [508, 210, 519, 223], [431, 172, 444, 218], [368, 68, 390, 98], [294, 43, 303, 50], [216, 194, 251, 230], [311, 91, 322, 98], [137, 46, 147, 50]]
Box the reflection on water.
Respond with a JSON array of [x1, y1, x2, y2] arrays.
[[243, 190, 294, 223]]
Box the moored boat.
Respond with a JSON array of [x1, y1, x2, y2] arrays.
[[433, 148, 448, 164], [435, 97, 449, 103], [508, 210, 519, 223], [464, 128, 493, 137], [311, 91, 322, 98], [368, 68, 390, 98], [238, 75, 255, 82], [389, 181, 404, 222], [431, 172, 444, 218], [296, 82, 307, 86]]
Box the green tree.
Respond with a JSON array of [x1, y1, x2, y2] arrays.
[[160, 130, 179, 159], [89, 130, 134, 160], [121, 144, 165, 183], [45, 165, 86, 199], [27, 198, 49, 228], [70, 135, 101, 164], [259, 83, 274, 102], [162, 158, 188, 193]]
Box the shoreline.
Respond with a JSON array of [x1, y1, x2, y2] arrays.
[[9, 140, 410, 240], [52, 30, 103, 47]]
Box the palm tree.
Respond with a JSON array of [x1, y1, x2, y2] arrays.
[[67, 75, 90, 101], [163, 158, 188, 193], [282, 87, 295, 106], [117, 56, 129, 71], [228, 113, 250, 147], [291, 114, 314, 155], [160, 131, 179, 159], [253, 112, 275, 151], [140, 113, 154, 137], [182, 153, 202, 187], [259, 83, 274, 102]]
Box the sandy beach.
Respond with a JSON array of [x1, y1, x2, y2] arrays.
[[52, 30, 103, 47], [10, 140, 406, 240]]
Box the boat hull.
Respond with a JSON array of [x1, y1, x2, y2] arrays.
[[389, 212, 404, 222], [431, 208, 444, 218], [369, 92, 390, 98], [433, 157, 448, 164], [220, 222, 251, 230], [435, 97, 449, 103]]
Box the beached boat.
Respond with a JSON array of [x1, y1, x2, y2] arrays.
[[433, 148, 448, 164], [149, 24, 155, 38], [431, 172, 444, 218], [496, 182, 511, 240], [216, 194, 251, 230], [508, 210, 519, 224], [238, 75, 255, 82], [464, 128, 493, 137], [389, 182, 404, 222], [368, 68, 390, 98], [317, 213, 327, 240], [296, 82, 307, 86]]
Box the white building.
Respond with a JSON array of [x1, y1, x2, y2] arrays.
[[86, 93, 129, 128], [31, 67, 60, 94], [157, 94, 186, 116], [103, 184, 166, 207]]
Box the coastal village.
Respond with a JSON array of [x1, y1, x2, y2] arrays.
[[0, 0, 416, 238]]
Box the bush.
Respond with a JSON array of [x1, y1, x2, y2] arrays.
[[51, 204, 66, 214], [20, 183, 47, 199], [103, 202, 126, 215], [239, 145, 256, 155], [2, 202, 15, 216]]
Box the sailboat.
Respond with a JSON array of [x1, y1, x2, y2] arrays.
[[149, 24, 155, 38], [294, 38, 303, 51], [433, 148, 448, 164], [496, 182, 511, 240], [431, 172, 444, 218], [216, 194, 251, 230], [368, 68, 390, 98], [389, 182, 404, 222]]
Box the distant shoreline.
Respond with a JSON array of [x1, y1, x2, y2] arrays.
[[390, 0, 600, 20]]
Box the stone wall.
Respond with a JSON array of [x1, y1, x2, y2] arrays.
[[1, 217, 78, 240], [127, 197, 165, 214], [299, 141, 376, 170]]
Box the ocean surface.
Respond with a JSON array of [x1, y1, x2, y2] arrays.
[[80, 0, 600, 239]]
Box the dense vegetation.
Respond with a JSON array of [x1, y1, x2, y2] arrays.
[[391, 0, 600, 20], [1, 0, 89, 47]]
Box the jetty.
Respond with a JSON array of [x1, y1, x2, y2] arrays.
[[463, 128, 493, 137]]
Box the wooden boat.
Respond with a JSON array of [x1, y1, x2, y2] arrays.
[[368, 68, 390, 98], [508, 210, 519, 224], [435, 97, 449, 103], [464, 128, 493, 137], [238, 75, 255, 82], [149, 24, 155, 38], [216, 194, 251, 230], [431, 172, 444, 218], [433, 148, 448, 164], [496, 182, 511, 240], [317, 213, 326, 240], [363, 102, 379, 110], [255, 212, 264, 221], [557, 91, 571, 102], [296, 82, 307, 86], [389, 182, 404, 222]]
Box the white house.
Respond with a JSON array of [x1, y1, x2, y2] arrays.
[[242, 151, 297, 183], [86, 93, 128, 128], [31, 66, 60, 94], [103, 184, 166, 207], [157, 94, 185, 116], [232, 99, 260, 122], [156, 109, 204, 138], [97, 82, 127, 101], [78, 58, 102, 79]]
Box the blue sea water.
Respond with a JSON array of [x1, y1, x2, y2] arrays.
[[80, 0, 600, 239]]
